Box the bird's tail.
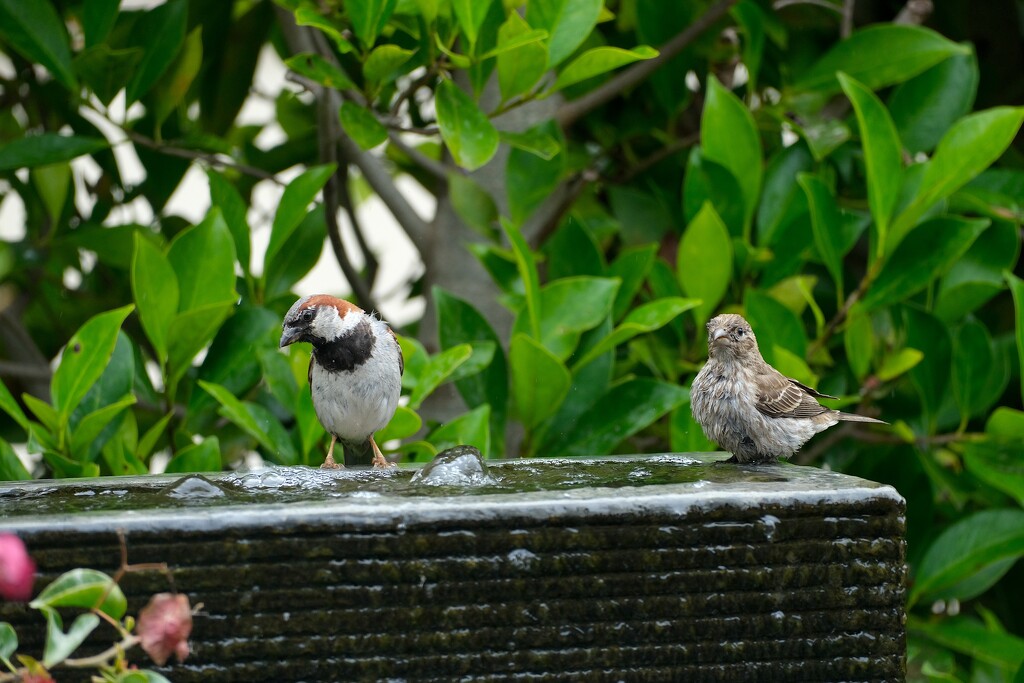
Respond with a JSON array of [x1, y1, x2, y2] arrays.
[[837, 412, 887, 425], [341, 437, 375, 467]]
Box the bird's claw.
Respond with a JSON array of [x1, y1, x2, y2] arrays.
[[321, 453, 343, 469]]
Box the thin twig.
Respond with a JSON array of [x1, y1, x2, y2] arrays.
[[895, 0, 933, 24], [555, 0, 739, 128], [387, 131, 452, 182], [123, 129, 283, 185], [337, 171, 380, 289], [840, 0, 855, 38], [614, 132, 700, 184]]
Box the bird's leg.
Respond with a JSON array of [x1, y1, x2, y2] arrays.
[[369, 436, 394, 469], [321, 435, 343, 469]]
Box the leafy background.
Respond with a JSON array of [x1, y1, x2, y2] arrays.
[[1, 0, 1023, 679]]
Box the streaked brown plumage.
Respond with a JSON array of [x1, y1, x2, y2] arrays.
[[691, 313, 886, 463]]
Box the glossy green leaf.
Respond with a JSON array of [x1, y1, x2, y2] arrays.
[[758, 143, 814, 247], [31, 568, 127, 619], [448, 173, 498, 238], [670, 400, 716, 453], [860, 217, 989, 312], [207, 171, 251, 277], [125, 0, 187, 104], [137, 412, 173, 461], [0, 379, 30, 433], [877, 347, 923, 382], [677, 202, 732, 329], [339, 101, 388, 150], [167, 209, 237, 313], [0, 439, 30, 481], [51, 306, 133, 423], [911, 508, 1024, 606], [75, 45, 143, 107], [543, 220, 603, 281], [952, 320, 994, 420], [1007, 272, 1024, 405], [166, 302, 236, 387], [844, 310, 873, 381], [132, 235, 178, 365], [519, 276, 620, 360], [838, 72, 902, 257], [346, 0, 397, 47], [890, 107, 1024, 250], [936, 220, 1019, 322], [83, 0, 120, 48], [363, 44, 413, 84], [903, 307, 952, 422], [165, 437, 222, 473], [41, 610, 100, 668], [732, 0, 766, 90], [264, 205, 327, 301], [451, 0, 492, 50], [293, 6, 353, 54], [0, 621, 17, 660], [498, 129, 561, 160], [506, 121, 565, 224], [909, 616, 1024, 671], [24, 395, 59, 434], [409, 344, 474, 409], [609, 244, 658, 321], [0, 0, 76, 89], [963, 440, 1024, 509], [284, 53, 355, 90], [150, 26, 202, 128], [0, 135, 108, 173], [889, 48, 978, 154], [428, 404, 490, 457], [69, 396, 136, 458], [435, 79, 499, 171], [574, 298, 700, 370], [795, 24, 969, 94], [701, 76, 762, 236], [528, 0, 602, 67], [198, 380, 298, 464], [744, 290, 807, 363], [550, 45, 657, 93], [510, 333, 570, 429], [683, 147, 746, 239], [376, 406, 422, 444], [797, 173, 845, 298], [265, 164, 335, 271], [496, 12, 547, 100], [503, 219, 542, 339], [554, 378, 688, 457]]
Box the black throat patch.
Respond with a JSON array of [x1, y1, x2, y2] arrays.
[[313, 317, 375, 373]]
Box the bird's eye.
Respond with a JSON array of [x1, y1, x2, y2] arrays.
[[736, 328, 744, 336], [301, 309, 315, 322]]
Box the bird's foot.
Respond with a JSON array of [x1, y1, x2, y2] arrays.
[[370, 438, 396, 469], [321, 452, 343, 470]]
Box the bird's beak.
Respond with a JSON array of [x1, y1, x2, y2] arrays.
[[711, 327, 728, 343], [280, 326, 302, 348]]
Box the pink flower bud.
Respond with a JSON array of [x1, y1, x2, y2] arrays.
[[0, 533, 36, 602], [137, 593, 192, 666]]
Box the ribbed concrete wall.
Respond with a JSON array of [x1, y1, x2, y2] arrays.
[[0, 456, 906, 681]]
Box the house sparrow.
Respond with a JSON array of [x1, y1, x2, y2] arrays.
[[280, 295, 403, 469], [691, 313, 886, 464]]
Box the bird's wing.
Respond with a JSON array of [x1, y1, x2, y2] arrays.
[[389, 327, 405, 376], [754, 369, 831, 419], [307, 355, 314, 389]]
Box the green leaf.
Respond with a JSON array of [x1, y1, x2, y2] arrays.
[[503, 218, 542, 339], [677, 202, 732, 329], [889, 48, 978, 154], [263, 205, 327, 301], [363, 44, 413, 85], [0, 0, 76, 89], [608, 244, 658, 321], [573, 297, 700, 370], [844, 310, 874, 381], [435, 79, 499, 171], [167, 209, 237, 313], [744, 290, 807, 362], [346, 0, 397, 48], [69, 396, 136, 458], [51, 306, 134, 424], [701, 76, 762, 237], [510, 333, 570, 429], [265, 165, 335, 274], [428, 404, 491, 457], [41, 610, 100, 668], [376, 406, 422, 444], [448, 173, 498, 238], [550, 45, 657, 93], [0, 379, 30, 433], [198, 381, 298, 465], [528, 0, 602, 67], [150, 26, 202, 128], [0, 135, 109, 173], [963, 439, 1024, 509], [498, 128, 561, 160], [876, 347, 923, 382], [166, 302, 236, 388], [797, 173, 845, 298], [339, 101, 388, 150], [451, 0, 492, 50], [890, 107, 1024, 250], [207, 171, 251, 277], [521, 276, 620, 360], [910, 508, 1024, 606], [671, 400, 716, 453], [284, 52, 355, 90], [409, 344, 474, 410], [683, 147, 746, 239], [293, 7, 353, 54], [83, 0, 120, 48], [0, 621, 17, 660], [0, 439, 30, 481], [795, 24, 969, 94], [506, 121, 565, 224], [860, 217, 989, 312], [125, 0, 187, 104], [165, 437, 221, 473], [837, 72, 902, 258], [952, 319, 994, 421], [903, 307, 952, 422], [1007, 272, 1024, 405], [553, 378, 688, 457], [909, 616, 1024, 671], [31, 568, 127, 619], [496, 12, 548, 100], [132, 235, 178, 365], [24, 395, 59, 434]]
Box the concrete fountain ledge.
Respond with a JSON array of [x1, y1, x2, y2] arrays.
[[0, 453, 906, 682]]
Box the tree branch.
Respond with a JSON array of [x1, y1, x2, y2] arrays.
[[122, 129, 282, 185], [555, 0, 739, 128]]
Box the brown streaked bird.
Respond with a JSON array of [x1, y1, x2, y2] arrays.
[[690, 313, 886, 464], [280, 295, 403, 469]]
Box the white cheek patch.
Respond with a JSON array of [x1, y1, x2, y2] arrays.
[[309, 305, 362, 340]]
